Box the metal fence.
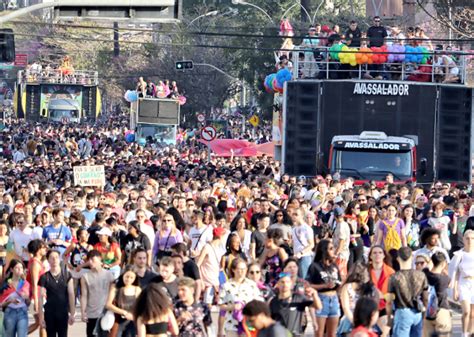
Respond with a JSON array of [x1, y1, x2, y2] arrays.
[[18, 69, 99, 86], [288, 46, 468, 84]]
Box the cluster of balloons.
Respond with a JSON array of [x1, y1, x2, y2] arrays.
[[330, 44, 389, 65], [264, 68, 292, 94], [329, 44, 431, 65]]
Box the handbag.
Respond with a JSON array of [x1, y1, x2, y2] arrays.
[[100, 310, 115, 331]]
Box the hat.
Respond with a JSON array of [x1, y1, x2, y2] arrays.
[[96, 227, 113, 237], [334, 207, 345, 217], [321, 25, 331, 33], [213, 227, 226, 237]]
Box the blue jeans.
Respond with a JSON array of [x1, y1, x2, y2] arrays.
[[393, 308, 423, 337], [298, 255, 312, 280], [3, 306, 28, 337], [317, 294, 341, 318]]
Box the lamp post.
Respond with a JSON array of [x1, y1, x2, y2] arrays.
[[187, 10, 219, 28], [280, 2, 311, 23], [231, 0, 273, 24]]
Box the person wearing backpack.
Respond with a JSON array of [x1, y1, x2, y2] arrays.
[[375, 204, 407, 253], [422, 252, 452, 337]]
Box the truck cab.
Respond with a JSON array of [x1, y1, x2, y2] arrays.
[[329, 131, 416, 184], [47, 98, 81, 123]]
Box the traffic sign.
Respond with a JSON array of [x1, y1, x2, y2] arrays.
[[197, 113, 205, 123], [14, 54, 28, 67], [200, 126, 217, 142], [249, 115, 260, 127]]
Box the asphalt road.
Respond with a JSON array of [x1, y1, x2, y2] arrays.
[[29, 306, 463, 337]]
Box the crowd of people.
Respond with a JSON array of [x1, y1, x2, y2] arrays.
[[135, 77, 180, 100], [0, 107, 473, 337], [277, 17, 462, 83]]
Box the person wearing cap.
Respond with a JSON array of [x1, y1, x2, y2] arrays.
[[196, 226, 226, 306], [333, 207, 351, 281], [93, 227, 122, 279], [386, 247, 429, 337], [302, 26, 320, 78], [269, 272, 322, 337]]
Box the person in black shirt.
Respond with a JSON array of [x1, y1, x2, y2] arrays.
[[132, 248, 157, 289], [38, 249, 75, 337], [251, 213, 270, 260], [306, 239, 341, 337], [122, 221, 151, 266], [366, 16, 387, 79], [269, 273, 322, 337], [367, 16, 388, 47], [423, 252, 452, 336], [171, 243, 202, 301], [243, 300, 291, 337], [345, 20, 362, 47]]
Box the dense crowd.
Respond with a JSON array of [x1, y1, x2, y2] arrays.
[[0, 111, 473, 337]]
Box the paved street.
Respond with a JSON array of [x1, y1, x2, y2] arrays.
[[29, 306, 463, 336]]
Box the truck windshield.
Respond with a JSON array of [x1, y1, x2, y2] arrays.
[[50, 110, 78, 118], [332, 149, 412, 180]]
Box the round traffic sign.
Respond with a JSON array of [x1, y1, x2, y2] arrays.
[[200, 126, 217, 142], [197, 113, 205, 123]]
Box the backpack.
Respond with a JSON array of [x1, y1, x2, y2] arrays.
[[425, 285, 439, 320], [383, 219, 402, 252]]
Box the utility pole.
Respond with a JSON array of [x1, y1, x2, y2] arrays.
[[113, 22, 120, 57]]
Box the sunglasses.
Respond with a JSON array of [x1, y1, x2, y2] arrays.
[[415, 261, 426, 266], [249, 270, 261, 274], [163, 219, 173, 222]]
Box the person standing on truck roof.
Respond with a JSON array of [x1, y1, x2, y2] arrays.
[[367, 16, 387, 80]]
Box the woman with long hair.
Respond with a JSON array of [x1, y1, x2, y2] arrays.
[[368, 245, 394, 337], [0, 259, 31, 337], [449, 230, 474, 337], [306, 239, 341, 337], [260, 228, 288, 288], [401, 204, 421, 250], [106, 266, 141, 337], [337, 263, 371, 336], [26, 239, 47, 337], [375, 204, 407, 253], [229, 215, 252, 259], [153, 213, 183, 261], [133, 283, 179, 337], [93, 227, 122, 279], [221, 233, 247, 278], [0, 220, 9, 278], [428, 202, 451, 252], [345, 201, 364, 271]]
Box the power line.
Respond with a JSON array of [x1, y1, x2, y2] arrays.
[[8, 20, 474, 44]]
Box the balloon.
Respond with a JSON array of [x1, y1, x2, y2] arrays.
[[276, 68, 292, 87], [329, 44, 342, 61], [388, 54, 395, 63], [125, 133, 135, 143], [273, 78, 283, 93], [178, 95, 187, 106], [124, 90, 138, 102], [350, 61, 357, 66]]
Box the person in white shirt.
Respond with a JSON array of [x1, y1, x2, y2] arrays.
[[189, 210, 213, 259], [332, 207, 351, 280], [291, 208, 315, 279], [125, 196, 153, 223], [8, 213, 34, 265]]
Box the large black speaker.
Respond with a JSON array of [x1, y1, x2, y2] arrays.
[[436, 87, 473, 182], [283, 81, 320, 176], [25, 85, 41, 121], [319, 81, 437, 182], [82, 86, 97, 120]]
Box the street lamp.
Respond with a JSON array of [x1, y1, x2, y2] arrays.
[[231, 0, 273, 24], [312, 0, 326, 24], [187, 10, 219, 28], [280, 2, 311, 22]]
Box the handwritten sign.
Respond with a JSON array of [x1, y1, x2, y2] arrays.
[[73, 165, 105, 186]]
